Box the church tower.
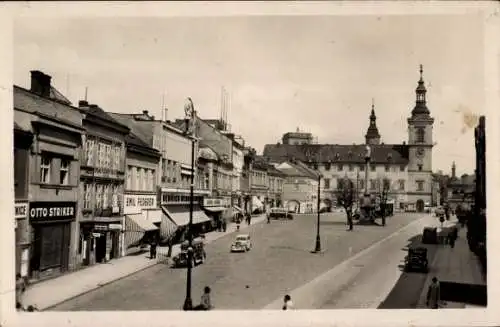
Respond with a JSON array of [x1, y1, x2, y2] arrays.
[[407, 65, 435, 211], [365, 99, 381, 145]]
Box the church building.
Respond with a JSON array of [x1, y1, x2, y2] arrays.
[[263, 66, 434, 213]]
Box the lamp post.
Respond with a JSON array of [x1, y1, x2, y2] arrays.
[[362, 145, 372, 223], [309, 154, 322, 254], [182, 97, 197, 311]]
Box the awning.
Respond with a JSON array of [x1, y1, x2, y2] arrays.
[[204, 206, 226, 212], [124, 214, 158, 249], [126, 213, 158, 232], [162, 206, 211, 226], [143, 209, 162, 223], [160, 208, 178, 242]]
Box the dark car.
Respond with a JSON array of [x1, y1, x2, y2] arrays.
[[268, 207, 293, 220], [422, 227, 438, 244], [172, 238, 206, 268], [404, 247, 429, 273]]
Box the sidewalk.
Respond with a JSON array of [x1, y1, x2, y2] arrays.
[[416, 216, 486, 309], [22, 214, 266, 311]]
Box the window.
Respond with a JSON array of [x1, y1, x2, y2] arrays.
[[95, 184, 103, 209], [417, 180, 424, 191], [370, 179, 376, 190], [359, 179, 364, 190], [324, 178, 330, 189], [371, 165, 376, 172], [112, 185, 119, 208], [384, 165, 390, 172], [416, 128, 425, 143], [360, 165, 365, 171], [400, 165, 405, 172], [40, 155, 51, 183], [83, 183, 92, 209], [60, 159, 70, 185], [85, 139, 95, 166], [295, 183, 299, 190], [349, 165, 354, 172], [418, 164, 423, 172], [126, 166, 132, 189], [399, 180, 405, 191], [383, 179, 391, 190], [325, 163, 331, 171], [103, 184, 109, 208], [338, 164, 343, 171], [137, 168, 143, 191], [114, 146, 120, 171], [204, 172, 209, 189]]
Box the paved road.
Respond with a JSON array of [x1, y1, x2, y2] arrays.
[[51, 212, 424, 311]]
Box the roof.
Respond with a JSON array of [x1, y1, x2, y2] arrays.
[[263, 143, 409, 165], [276, 161, 319, 179], [107, 112, 152, 144], [49, 86, 72, 105], [85, 105, 129, 133]]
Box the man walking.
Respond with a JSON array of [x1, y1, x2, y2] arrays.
[[194, 286, 213, 310], [149, 238, 157, 259], [426, 277, 441, 309]]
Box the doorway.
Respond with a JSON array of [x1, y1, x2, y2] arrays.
[[95, 233, 107, 263], [416, 199, 425, 213]]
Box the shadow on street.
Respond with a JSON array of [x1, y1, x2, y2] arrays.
[[378, 233, 439, 309]]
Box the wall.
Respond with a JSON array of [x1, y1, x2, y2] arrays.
[[197, 120, 232, 161]]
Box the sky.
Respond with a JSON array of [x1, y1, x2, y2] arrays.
[[13, 14, 485, 176]]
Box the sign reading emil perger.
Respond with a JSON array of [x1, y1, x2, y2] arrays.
[[123, 194, 157, 214], [29, 202, 77, 220]]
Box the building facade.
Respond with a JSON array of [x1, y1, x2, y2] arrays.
[[14, 123, 33, 278], [276, 161, 319, 213], [263, 66, 434, 213], [78, 101, 129, 266], [122, 132, 161, 255], [14, 71, 85, 279]]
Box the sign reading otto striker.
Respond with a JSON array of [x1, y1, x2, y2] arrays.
[[29, 202, 77, 220]]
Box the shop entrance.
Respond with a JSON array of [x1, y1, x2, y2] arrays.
[[95, 233, 107, 263]]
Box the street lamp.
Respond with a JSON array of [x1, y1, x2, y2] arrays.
[[308, 153, 322, 254], [182, 97, 197, 311]]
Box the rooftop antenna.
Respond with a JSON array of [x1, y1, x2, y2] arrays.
[[161, 91, 165, 121]]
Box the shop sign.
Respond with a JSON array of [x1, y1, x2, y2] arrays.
[[203, 197, 231, 208], [109, 224, 122, 230], [124, 194, 157, 214], [29, 202, 76, 220], [95, 224, 108, 231], [15, 203, 28, 219]]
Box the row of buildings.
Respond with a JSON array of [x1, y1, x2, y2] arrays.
[[13, 70, 328, 281]]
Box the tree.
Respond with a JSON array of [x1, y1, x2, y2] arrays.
[[337, 177, 356, 231], [376, 177, 391, 226]]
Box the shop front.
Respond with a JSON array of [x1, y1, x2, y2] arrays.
[[80, 217, 123, 266], [202, 196, 231, 230], [123, 193, 160, 255], [161, 202, 212, 244], [15, 202, 30, 277], [29, 201, 76, 279]]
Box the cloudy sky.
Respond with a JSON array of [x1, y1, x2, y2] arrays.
[[13, 14, 485, 175]]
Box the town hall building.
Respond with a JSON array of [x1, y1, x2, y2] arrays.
[[263, 66, 434, 213]]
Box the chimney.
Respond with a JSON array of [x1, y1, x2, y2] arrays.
[[143, 110, 149, 116], [30, 70, 52, 98], [402, 141, 406, 145], [78, 100, 89, 108]]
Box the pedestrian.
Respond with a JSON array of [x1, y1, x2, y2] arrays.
[[222, 219, 227, 232], [236, 216, 241, 231], [15, 273, 26, 310], [282, 294, 294, 310], [247, 213, 252, 226], [150, 238, 157, 259], [426, 277, 441, 309]]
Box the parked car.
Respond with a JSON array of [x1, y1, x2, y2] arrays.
[[230, 234, 252, 252], [172, 238, 206, 268], [404, 247, 429, 273], [268, 207, 293, 220]]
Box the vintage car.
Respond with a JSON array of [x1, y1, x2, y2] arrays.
[[172, 238, 206, 268], [404, 247, 429, 273], [230, 234, 252, 252], [268, 207, 293, 220]]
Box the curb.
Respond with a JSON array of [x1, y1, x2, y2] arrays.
[[43, 215, 267, 311]]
